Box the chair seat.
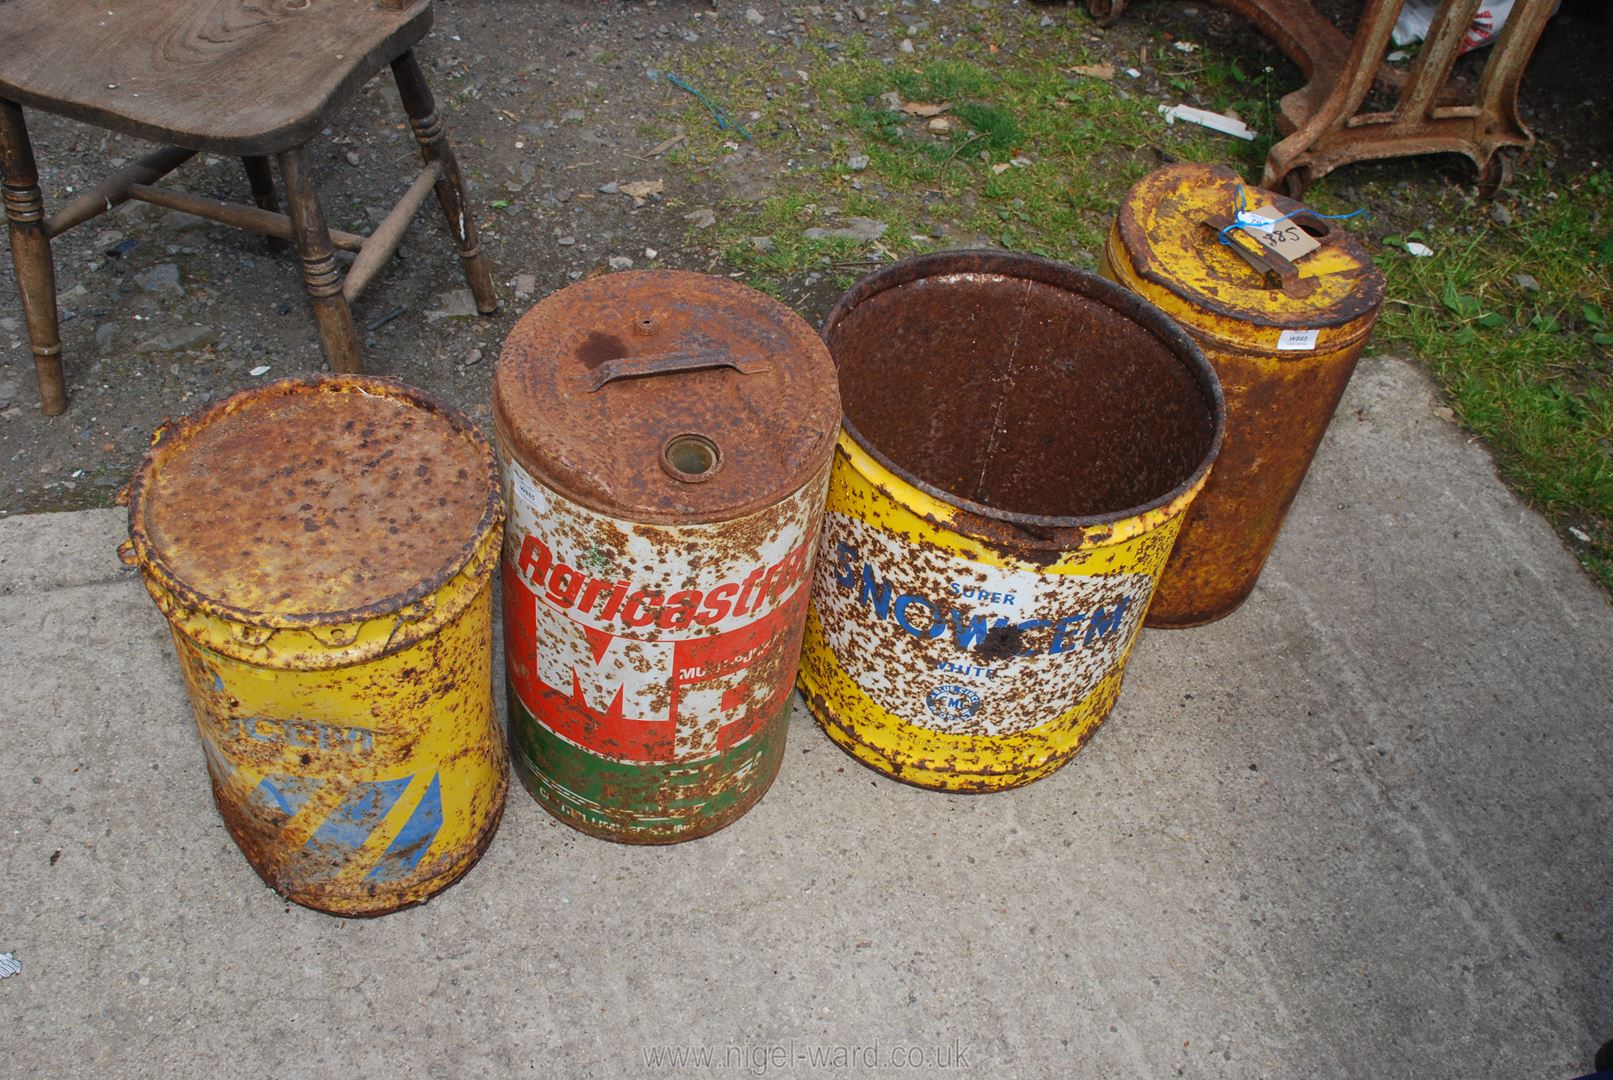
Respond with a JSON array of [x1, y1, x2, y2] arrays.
[[0, 0, 433, 156]]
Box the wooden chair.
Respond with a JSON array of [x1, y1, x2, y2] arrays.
[[0, 0, 496, 415]]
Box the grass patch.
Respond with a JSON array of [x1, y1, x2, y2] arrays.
[[1369, 166, 1613, 588], [671, 23, 1241, 279]]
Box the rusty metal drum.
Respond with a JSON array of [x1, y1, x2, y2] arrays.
[[122, 375, 507, 916], [1102, 163, 1385, 626], [798, 251, 1224, 792], [493, 270, 839, 843]]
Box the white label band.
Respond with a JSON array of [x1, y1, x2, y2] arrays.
[[813, 513, 1150, 738]]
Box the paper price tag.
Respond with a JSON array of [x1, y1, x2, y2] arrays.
[[511, 466, 548, 512], [1242, 205, 1320, 261], [1277, 329, 1319, 351]]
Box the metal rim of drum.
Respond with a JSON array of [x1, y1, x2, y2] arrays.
[[821, 249, 1226, 536], [124, 374, 503, 630]]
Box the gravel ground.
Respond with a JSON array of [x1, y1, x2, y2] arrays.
[[1, 0, 1607, 515]]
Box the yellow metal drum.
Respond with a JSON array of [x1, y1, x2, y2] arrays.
[[1102, 163, 1385, 626], [798, 252, 1225, 792], [122, 376, 507, 916]]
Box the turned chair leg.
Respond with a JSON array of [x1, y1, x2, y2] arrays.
[[242, 156, 288, 253], [0, 99, 66, 416], [276, 145, 361, 374], [391, 49, 497, 314]]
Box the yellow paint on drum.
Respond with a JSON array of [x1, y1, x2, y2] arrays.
[[798, 254, 1225, 793], [123, 376, 507, 916], [798, 433, 1203, 791], [1100, 163, 1384, 626]]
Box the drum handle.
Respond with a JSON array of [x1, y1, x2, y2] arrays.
[[587, 350, 768, 392]]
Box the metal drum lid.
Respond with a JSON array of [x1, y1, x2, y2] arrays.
[[1112, 163, 1384, 349], [492, 270, 840, 524], [126, 375, 500, 622]]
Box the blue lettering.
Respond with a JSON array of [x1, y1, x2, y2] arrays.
[[950, 609, 996, 649], [247, 717, 281, 742], [1050, 614, 1087, 653], [235, 716, 373, 754], [894, 595, 945, 638], [1014, 619, 1052, 656], [836, 557, 1129, 660], [833, 542, 859, 588], [326, 725, 375, 754], [1084, 596, 1132, 645], [857, 563, 892, 619]]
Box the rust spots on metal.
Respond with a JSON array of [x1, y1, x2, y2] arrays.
[[496, 270, 839, 842], [497, 470, 828, 842], [576, 331, 628, 368], [1132, 338, 1362, 627], [125, 374, 503, 630], [800, 252, 1225, 792], [209, 768, 507, 918], [493, 269, 841, 525], [127, 375, 508, 916], [1113, 162, 1383, 338], [586, 349, 771, 393], [511, 689, 794, 846], [170, 570, 508, 916], [823, 249, 1224, 545], [1103, 164, 1385, 626]]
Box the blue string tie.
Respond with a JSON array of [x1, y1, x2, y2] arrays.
[[1217, 182, 1368, 248]]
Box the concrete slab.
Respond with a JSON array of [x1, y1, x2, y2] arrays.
[[1, 355, 1609, 1078]]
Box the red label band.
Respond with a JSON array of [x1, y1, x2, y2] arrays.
[[512, 533, 813, 633], [503, 560, 809, 763]]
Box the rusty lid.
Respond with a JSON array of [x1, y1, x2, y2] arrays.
[[493, 270, 840, 523], [1111, 163, 1384, 348], [125, 375, 501, 625]]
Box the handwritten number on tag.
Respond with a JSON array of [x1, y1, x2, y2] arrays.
[[1243, 206, 1320, 261]]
